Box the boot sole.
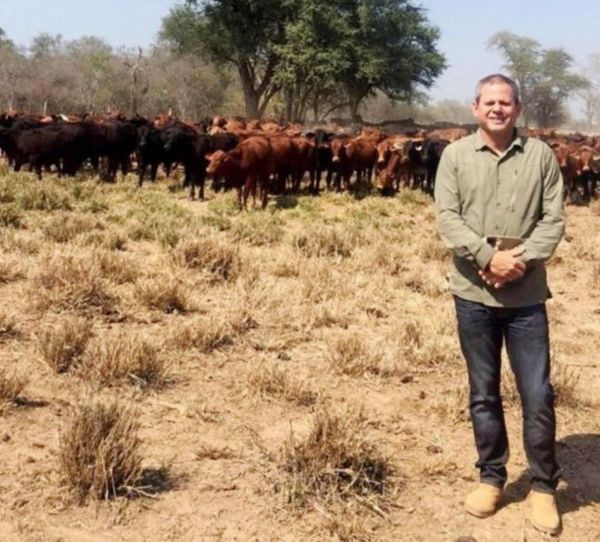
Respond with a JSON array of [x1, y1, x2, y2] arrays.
[[529, 518, 561, 536], [465, 504, 496, 518]]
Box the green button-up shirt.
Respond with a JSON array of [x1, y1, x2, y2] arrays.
[[434, 130, 564, 307]]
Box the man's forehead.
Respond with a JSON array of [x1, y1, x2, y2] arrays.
[[479, 82, 515, 98]]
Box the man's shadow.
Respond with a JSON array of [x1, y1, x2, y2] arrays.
[[500, 433, 600, 514]]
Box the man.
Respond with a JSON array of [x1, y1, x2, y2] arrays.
[[434, 74, 564, 535]]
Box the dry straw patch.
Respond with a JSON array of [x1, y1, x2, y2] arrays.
[[41, 212, 105, 243], [292, 224, 361, 259], [170, 235, 242, 281], [0, 250, 25, 284], [245, 361, 318, 406], [276, 407, 393, 509], [35, 314, 93, 373], [0, 310, 20, 342], [229, 211, 284, 245], [168, 316, 235, 353], [31, 247, 118, 315], [0, 367, 27, 409], [328, 334, 398, 377], [81, 333, 169, 389], [134, 275, 194, 314], [59, 395, 142, 502]]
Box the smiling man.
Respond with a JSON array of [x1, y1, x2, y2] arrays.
[[434, 74, 564, 535]]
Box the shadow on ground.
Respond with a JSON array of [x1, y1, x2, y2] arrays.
[[500, 433, 600, 515]]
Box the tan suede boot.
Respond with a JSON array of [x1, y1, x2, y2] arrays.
[[464, 483, 503, 518], [528, 490, 561, 535]]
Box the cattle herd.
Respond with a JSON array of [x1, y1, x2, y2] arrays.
[[0, 111, 598, 207]]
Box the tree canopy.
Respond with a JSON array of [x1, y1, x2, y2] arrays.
[[488, 31, 588, 127], [160, 0, 446, 120]]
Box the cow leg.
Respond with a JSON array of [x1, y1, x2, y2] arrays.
[[138, 163, 146, 188]]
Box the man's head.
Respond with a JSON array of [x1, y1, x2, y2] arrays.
[[472, 74, 522, 137]]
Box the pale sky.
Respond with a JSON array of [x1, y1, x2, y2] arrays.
[[0, 0, 597, 115]]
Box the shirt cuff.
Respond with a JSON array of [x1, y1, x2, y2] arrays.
[[474, 242, 496, 270]]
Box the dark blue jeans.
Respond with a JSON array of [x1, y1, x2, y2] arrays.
[[454, 296, 560, 494]]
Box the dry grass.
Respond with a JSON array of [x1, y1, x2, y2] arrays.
[[292, 225, 360, 258], [0, 367, 27, 409], [169, 316, 234, 353], [31, 248, 118, 315], [0, 251, 25, 284], [134, 275, 193, 314], [35, 314, 93, 373], [0, 202, 24, 228], [58, 395, 142, 502], [170, 235, 242, 281], [276, 407, 393, 508], [246, 362, 318, 406], [0, 310, 20, 342], [41, 212, 104, 243], [230, 212, 284, 245], [81, 333, 169, 389], [328, 334, 397, 377]]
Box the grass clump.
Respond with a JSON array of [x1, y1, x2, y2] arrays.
[[35, 315, 93, 373], [0, 367, 27, 409], [0, 310, 20, 342], [16, 181, 74, 211], [328, 334, 395, 377], [292, 225, 358, 258], [135, 276, 192, 314], [246, 362, 317, 406], [31, 249, 118, 315], [277, 407, 392, 507], [169, 316, 234, 353], [58, 395, 142, 502], [41, 212, 104, 243], [81, 333, 168, 389], [0, 203, 24, 228], [230, 212, 284, 246], [171, 236, 242, 281]]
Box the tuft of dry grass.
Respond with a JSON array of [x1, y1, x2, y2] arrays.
[[0, 202, 24, 228], [81, 333, 169, 389], [246, 362, 318, 406], [41, 212, 104, 243], [292, 225, 360, 258], [171, 235, 242, 281], [134, 275, 193, 314], [552, 360, 583, 408], [328, 334, 397, 377], [0, 367, 27, 409], [31, 248, 118, 315], [58, 395, 142, 502], [277, 407, 393, 507], [0, 251, 25, 284], [169, 316, 234, 353], [0, 310, 20, 342], [35, 314, 93, 373], [230, 212, 284, 245]]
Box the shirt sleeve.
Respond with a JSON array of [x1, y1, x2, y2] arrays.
[[520, 146, 565, 265], [434, 145, 496, 269]]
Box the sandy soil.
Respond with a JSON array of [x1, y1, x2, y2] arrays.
[[0, 178, 598, 542]]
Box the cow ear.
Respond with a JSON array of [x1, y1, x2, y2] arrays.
[[204, 152, 214, 161], [343, 143, 351, 149]]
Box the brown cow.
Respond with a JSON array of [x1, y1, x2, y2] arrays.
[[330, 136, 377, 191], [206, 136, 273, 209]]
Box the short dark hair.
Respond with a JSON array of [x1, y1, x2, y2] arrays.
[[474, 74, 520, 105]]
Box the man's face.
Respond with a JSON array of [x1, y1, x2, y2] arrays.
[[471, 82, 522, 136]]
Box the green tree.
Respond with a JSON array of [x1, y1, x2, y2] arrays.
[[161, 0, 445, 121], [488, 31, 588, 127], [161, 0, 290, 119]]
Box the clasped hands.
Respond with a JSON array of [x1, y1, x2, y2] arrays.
[[479, 246, 525, 289]]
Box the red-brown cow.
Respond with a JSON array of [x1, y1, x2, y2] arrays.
[[330, 136, 377, 191], [206, 136, 273, 209]]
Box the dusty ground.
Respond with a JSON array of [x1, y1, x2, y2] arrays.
[[0, 171, 599, 542]]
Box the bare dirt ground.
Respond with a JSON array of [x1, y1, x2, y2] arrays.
[[0, 171, 599, 542]]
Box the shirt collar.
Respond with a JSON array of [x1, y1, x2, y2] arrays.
[[474, 129, 524, 153]]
